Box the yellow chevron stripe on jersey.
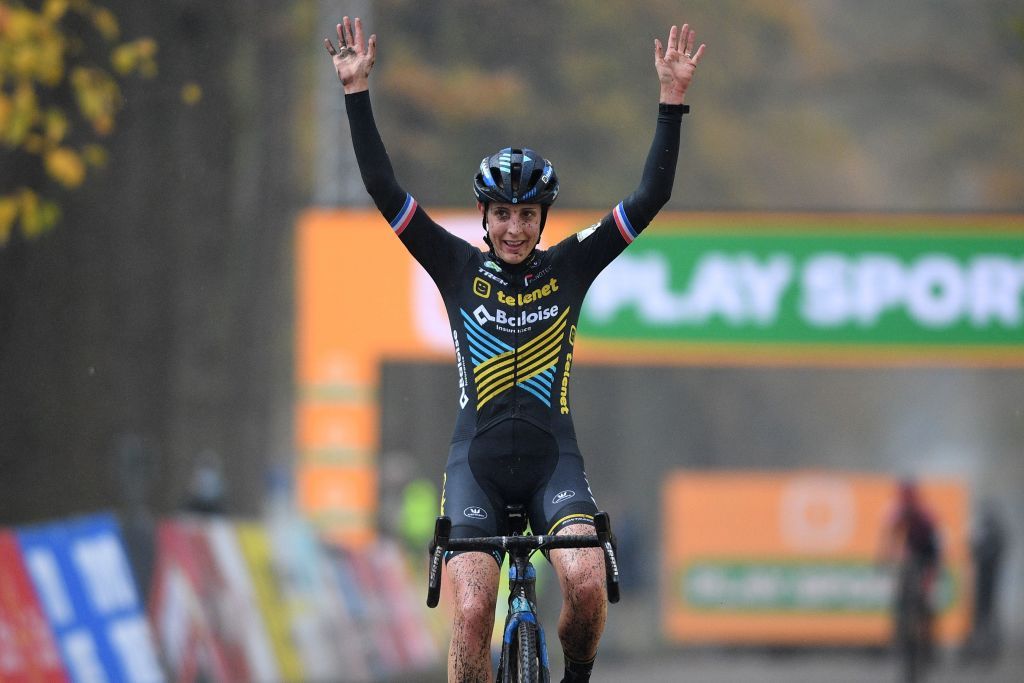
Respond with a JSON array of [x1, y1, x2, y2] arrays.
[[475, 351, 515, 386], [474, 306, 571, 410], [475, 364, 516, 401], [517, 308, 570, 353]]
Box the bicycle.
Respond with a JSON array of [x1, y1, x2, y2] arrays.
[[427, 504, 620, 683], [894, 554, 933, 683]]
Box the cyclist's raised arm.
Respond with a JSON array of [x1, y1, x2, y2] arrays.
[[563, 24, 706, 276], [324, 17, 474, 283]]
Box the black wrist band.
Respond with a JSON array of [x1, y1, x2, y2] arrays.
[[659, 103, 690, 115]]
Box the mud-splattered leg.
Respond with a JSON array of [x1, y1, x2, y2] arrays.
[[447, 552, 500, 682], [549, 523, 607, 663]]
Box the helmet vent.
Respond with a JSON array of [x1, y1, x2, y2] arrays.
[[528, 168, 543, 189], [511, 162, 522, 194]]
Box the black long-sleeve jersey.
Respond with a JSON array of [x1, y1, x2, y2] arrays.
[[346, 90, 683, 445]]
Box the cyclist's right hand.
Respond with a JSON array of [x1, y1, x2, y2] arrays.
[[324, 16, 376, 94]]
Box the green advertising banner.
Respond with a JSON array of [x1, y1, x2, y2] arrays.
[[580, 219, 1024, 361]]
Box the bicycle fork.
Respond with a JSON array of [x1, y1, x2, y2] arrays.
[[500, 560, 550, 681]]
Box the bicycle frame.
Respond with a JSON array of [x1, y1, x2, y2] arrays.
[[500, 561, 549, 681], [426, 508, 619, 683]]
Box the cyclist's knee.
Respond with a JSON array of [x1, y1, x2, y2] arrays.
[[566, 561, 606, 607], [448, 552, 499, 631], [551, 526, 606, 609]]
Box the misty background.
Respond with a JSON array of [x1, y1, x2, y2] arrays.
[[2, 0, 1023, 654]]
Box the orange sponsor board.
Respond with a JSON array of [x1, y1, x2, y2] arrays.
[[298, 463, 377, 547], [297, 401, 378, 458], [661, 471, 970, 645]]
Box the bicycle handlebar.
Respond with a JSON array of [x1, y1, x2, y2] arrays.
[[426, 512, 620, 607]]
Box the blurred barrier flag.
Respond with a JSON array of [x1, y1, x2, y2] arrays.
[[0, 530, 69, 682], [15, 514, 164, 682], [661, 471, 970, 645]]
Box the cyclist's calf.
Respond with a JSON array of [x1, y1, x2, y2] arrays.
[[447, 553, 500, 682]]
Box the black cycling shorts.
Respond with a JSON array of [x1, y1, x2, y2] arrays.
[[441, 418, 599, 564]]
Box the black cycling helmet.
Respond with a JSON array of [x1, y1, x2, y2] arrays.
[[473, 147, 559, 206]]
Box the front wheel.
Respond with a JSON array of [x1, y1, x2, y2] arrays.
[[509, 621, 539, 683]]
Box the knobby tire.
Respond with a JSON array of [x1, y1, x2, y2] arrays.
[[511, 621, 539, 683]]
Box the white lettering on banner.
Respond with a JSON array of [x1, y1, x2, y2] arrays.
[[72, 534, 137, 614], [586, 252, 794, 325], [26, 548, 75, 625], [802, 253, 1024, 328], [970, 256, 1022, 326]]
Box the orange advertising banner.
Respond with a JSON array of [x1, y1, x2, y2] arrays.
[[661, 471, 970, 645]]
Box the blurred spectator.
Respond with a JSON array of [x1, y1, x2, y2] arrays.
[[400, 477, 439, 554], [181, 448, 227, 514], [877, 478, 941, 663], [960, 499, 1007, 665]]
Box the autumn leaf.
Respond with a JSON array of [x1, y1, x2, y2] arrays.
[[45, 147, 86, 188]]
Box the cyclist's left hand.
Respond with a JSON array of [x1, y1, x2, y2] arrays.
[[654, 23, 706, 105]]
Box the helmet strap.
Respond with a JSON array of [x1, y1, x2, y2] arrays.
[[481, 203, 492, 247]]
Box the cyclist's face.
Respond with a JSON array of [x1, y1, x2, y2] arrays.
[[483, 202, 541, 264]]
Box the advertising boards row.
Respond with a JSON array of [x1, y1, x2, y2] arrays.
[[0, 513, 441, 683], [148, 514, 441, 683]]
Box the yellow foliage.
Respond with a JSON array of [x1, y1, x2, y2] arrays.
[[91, 7, 120, 41], [111, 38, 158, 76], [70, 66, 121, 135], [23, 133, 44, 153], [134, 37, 157, 59], [45, 147, 86, 188], [0, 1, 157, 243], [111, 43, 136, 74], [44, 107, 68, 143], [17, 188, 60, 238], [0, 94, 10, 137], [82, 143, 107, 168], [4, 82, 38, 145], [43, 0, 70, 22], [0, 195, 17, 243], [181, 82, 202, 106], [3, 9, 35, 42]]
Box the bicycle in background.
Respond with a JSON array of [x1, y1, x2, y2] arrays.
[[895, 553, 934, 683], [427, 505, 620, 683]]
